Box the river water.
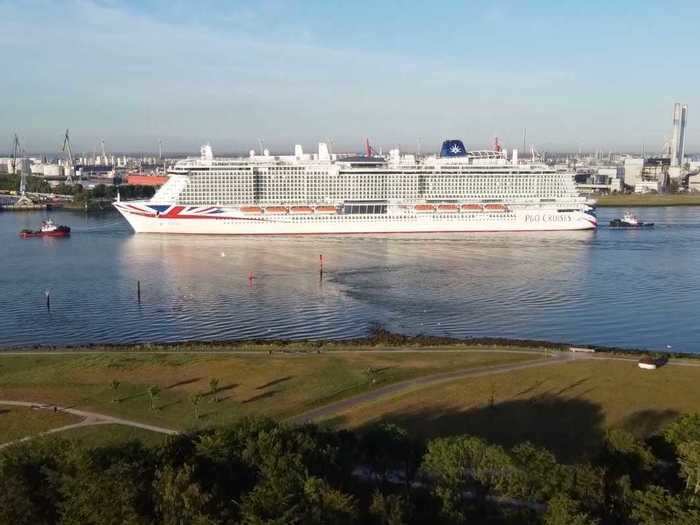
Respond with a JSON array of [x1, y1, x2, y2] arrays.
[[1, 207, 699, 352]]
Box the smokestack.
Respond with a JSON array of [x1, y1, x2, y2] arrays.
[[678, 104, 688, 167], [671, 102, 681, 166]]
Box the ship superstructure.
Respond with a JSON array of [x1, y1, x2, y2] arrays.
[[114, 140, 597, 235]]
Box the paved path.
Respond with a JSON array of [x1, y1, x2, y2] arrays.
[[290, 351, 700, 424], [0, 400, 178, 449], [291, 353, 575, 424]]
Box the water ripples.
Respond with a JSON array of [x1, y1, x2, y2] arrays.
[[2, 207, 700, 352]]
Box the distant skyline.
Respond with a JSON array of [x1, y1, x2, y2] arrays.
[[2, 0, 698, 154]]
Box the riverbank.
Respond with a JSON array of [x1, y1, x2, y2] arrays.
[[595, 192, 700, 207], [4, 331, 697, 360]]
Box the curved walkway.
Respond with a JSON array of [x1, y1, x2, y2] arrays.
[[0, 401, 177, 449], [290, 353, 574, 425]]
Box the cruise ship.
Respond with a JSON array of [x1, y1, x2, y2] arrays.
[[114, 140, 597, 235]]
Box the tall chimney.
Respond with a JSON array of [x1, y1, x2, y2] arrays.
[[678, 104, 688, 167], [671, 103, 681, 167]]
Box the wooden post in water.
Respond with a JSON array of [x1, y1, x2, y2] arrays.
[[137, 280, 141, 303], [319, 254, 324, 275]]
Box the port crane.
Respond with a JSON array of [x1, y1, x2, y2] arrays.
[[100, 139, 108, 165], [11, 134, 28, 196], [10, 134, 34, 206], [62, 129, 75, 184]]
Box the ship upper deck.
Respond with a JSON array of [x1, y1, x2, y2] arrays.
[[170, 142, 556, 174]]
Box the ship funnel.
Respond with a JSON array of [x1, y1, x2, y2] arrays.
[[294, 144, 303, 159], [318, 142, 330, 161], [200, 144, 213, 161], [512, 148, 518, 166]]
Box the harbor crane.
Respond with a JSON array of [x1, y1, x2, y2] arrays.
[[11, 134, 34, 206], [100, 139, 108, 165], [62, 129, 75, 184], [11, 134, 27, 195], [10, 134, 20, 176]]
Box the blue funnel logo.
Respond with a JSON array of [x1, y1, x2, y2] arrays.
[[440, 140, 467, 157]]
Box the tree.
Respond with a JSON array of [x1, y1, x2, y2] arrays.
[[58, 442, 154, 525], [421, 435, 515, 521], [148, 385, 161, 411], [110, 380, 121, 403], [631, 485, 700, 525], [190, 393, 203, 420], [301, 476, 358, 524], [369, 491, 413, 525], [0, 440, 66, 525], [665, 414, 700, 449], [599, 428, 656, 484], [208, 378, 220, 403], [364, 367, 378, 386], [544, 494, 598, 525], [153, 463, 214, 525], [678, 441, 700, 500], [360, 423, 421, 488], [506, 442, 566, 503]]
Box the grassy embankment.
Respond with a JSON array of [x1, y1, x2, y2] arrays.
[[595, 192, 700, 207], [329, 357, 700, 461], [0, 406, 79, 443], [0, 345, 538, 445]]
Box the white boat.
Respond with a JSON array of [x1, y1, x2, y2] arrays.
[[115, 140, 597, 235]]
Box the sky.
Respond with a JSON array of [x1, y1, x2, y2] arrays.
[[1, 0, 698, 154]]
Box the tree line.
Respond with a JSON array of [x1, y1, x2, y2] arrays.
[[1, 414, 699, 524]]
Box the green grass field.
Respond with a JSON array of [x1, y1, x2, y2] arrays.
[[55, 424, 169, 448], [0, 348, 538, 438], [0, 405, 79, 444], [328, 358, 700, 461], [595, 193, 700, 207]]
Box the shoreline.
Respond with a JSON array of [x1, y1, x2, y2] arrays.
[[1, 331, 697, 360], [594, 193, 700, 207]]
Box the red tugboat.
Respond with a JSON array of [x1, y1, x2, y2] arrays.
[[19, 218, 71, 238]]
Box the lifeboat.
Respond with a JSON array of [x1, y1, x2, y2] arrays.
[[437, 204, 459, 213], [414, 204, 435, 213], [290, 206, 314, 214], [315, 206, 337, 214], [461, 204, 484, 212], [240, 206, 263, 214], [483, 203, 508, 212], [264, 206, 289, 214]]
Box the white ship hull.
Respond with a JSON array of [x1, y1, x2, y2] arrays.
[[115, 202, 596, 235]]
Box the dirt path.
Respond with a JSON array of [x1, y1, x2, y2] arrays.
[[0, 400, 177, 449]]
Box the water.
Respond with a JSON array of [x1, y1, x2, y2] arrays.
[[1, 207, 699, 352]]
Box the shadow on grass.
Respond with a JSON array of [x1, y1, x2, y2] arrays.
[[166, 378, 202, 390], [353, 395, 606, 463], [243, 390, 278, 404], [621, 409, 679, 439], [158, 400, 183, 411], [256, 376, 294, 390], [119, 392, 147, 402]]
